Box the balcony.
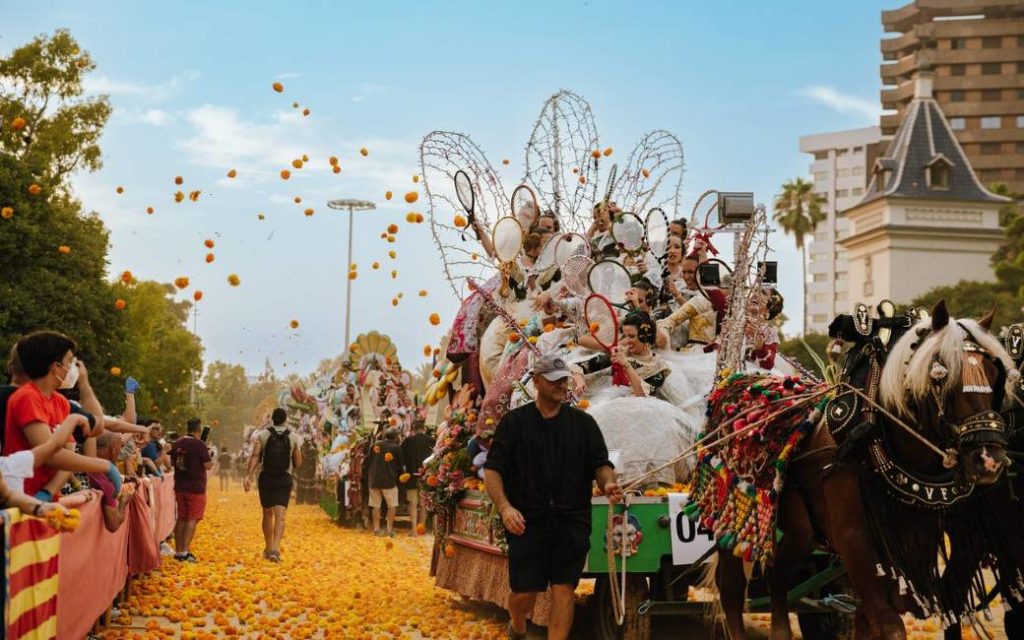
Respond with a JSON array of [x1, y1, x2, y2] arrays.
[[881, 113, 902, 134], [881, 51, 934, 83], [881, 22, 935, 60]]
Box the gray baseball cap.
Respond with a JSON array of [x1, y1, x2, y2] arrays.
[[532, 353, 571, 381]]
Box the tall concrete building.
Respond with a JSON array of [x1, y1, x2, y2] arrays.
[[799, 127, 883, 334], [880, 0, 1024, 193]]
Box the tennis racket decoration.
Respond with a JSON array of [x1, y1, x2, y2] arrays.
[[511, 184, 541, 229], [644, 207, 670, 260], [585, 293, 629, 387], [553, 232, 590, 266], [610, 211, 645, 257], [587, 259, 632, 305], [454, 169, 476, 241], [532, 234, 559, 273], [561, 254, 595, 297], [492, 216, 525, 297]]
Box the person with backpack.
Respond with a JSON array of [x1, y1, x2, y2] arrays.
[[244, 408, 302, 562]]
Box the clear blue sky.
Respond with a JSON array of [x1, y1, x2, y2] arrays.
[[6, 1, 894, 376]]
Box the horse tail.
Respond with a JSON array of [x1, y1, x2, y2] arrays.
[[697, 552, 724, 629]]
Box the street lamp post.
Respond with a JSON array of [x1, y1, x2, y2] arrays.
[[327, 198, 376, 354]]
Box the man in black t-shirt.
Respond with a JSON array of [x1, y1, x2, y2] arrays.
[[485, 353, 622, 640]]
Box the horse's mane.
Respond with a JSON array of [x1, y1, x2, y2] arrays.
[[880, 317, 1016, 417]]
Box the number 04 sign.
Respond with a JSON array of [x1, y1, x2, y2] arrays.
[[667, 493, 715, 565]]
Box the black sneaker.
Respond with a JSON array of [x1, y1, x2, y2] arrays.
[[173, 552, 185, 562], [182, 552, 198, 563]]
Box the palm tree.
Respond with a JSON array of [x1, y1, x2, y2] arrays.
[[773, 177, 826, 334]]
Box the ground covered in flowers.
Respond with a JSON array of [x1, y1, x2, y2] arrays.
[[100, 484, 1006, 639]]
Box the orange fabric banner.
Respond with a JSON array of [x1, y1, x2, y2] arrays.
[[127, 487, 160, 576], [3, 510, 60, 640], [151, 476, 177, 542], [56, 498, 129, 640]]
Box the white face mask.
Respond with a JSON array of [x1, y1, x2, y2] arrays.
[[59, 358, 80, 390]]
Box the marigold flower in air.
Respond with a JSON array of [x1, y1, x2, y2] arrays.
[[429, 313, 441, 326], [453, 215, 468, 228], [412, 175, 420, 183], [205, 253, 215, 263], [292, 196, 302, 204], [272, 82, 284, 93], [388, 250, 397, 260], [227, 169, 237, 178], [116, 186, 124, 194], [146, 206, 154, 214], [471, 253, 479, 261], [227, 274, 241, 286], [292, 159, 303, 169], [350, 262, 357, 270], [404, 192, 418, 204], [405, 212, 417, 223], [193, 290, 203, 302], [121, 271, 134, 284], [544, 323, 555, 333], [290, 320, 299, 329], [502, 159, 510, 165], [332, 165, 341, 174], [1, 207, 12, 219], [414, 213, 424, 223], [418, 290, 428, 297], [642, 168, 651, 178], [589, 322, 600, 334], [302, 108, 310, 116], [27, 184, 42, 196], [423, 345, 432, 357], [385, 191, 393, 200], [110, 367, 122, 377], [257, 213, 266, 220], [387, 223, 399, 234], [386, 235, 395, 243], [174, 277, 190, 289], [58, 245, 71, 254], [348, 271, 357, 280], [578, 176, 587, 184], [391, 298, 399, 306], [10, 117, 26, 131], [360, 148, 368, 156], [204, 239, 215, 249], [603, 147, 613, 156], [329, 156, 339, 166], [114, 299, 126, 310], [390, 270, 397, 279], [174, 191, 185, 202], [292, 101, 299, 108], [304, 208, 314, 216], [174, 176, 183, 185], [280, 170, 291, 180], [372, 262, 380, 269], [399, 473, 411, 483], [302, 154, 309, 162], [189, 190, 201, 202]]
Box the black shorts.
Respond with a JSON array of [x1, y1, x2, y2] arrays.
[[505, 515, 591, 593], [258, 472, 293, 508]]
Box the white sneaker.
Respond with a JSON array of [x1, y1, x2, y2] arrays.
[[159, 542, 175, 556]]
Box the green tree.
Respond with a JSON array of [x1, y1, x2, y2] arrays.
[[910, 280, 1024, 331], [773, 177, 826, 334], [779, 332, 831, 375], [198, 361, 253, 450]]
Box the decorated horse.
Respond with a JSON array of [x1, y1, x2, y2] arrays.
[[688, 301, 1013, 639]]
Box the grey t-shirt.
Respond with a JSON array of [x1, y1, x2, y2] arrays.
[[257, 426, 303, 474]]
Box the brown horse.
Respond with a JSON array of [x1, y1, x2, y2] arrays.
[[712, 302, 1012, 640]]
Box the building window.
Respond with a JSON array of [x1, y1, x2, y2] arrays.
[[1019, 35, 1024, 47], [836, 149, 849, 157], [950, 64, 966, 76], [927, 160, 951, 189], [1019, 62, 1024, 74], [851, 187, 863, 196], [950, 90, 966, 102], [981, 142, 1001, 155], [1017, 142, 1024, 154], [852, 166, 864, 176], [981, 89, 1001, 102], [852, 146, 863, 154], [982, 36, 1002, 49], [1018, 89, 1024, 100], [836, 189, 849, 198], [836, 168, 850, 178], [982, 62, 1001, 75], [836, 272, 848, 281], [813, 171, 828, 181], [981, 116, 1001, 129], [1018, 115, 1024, 128], [950, 37, 968, 50], [836, 250, 849, 261], [813, 151, 828, 161], [950, 117, 966, 130]]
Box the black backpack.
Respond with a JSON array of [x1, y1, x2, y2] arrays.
[[262, 428, 292, 474]]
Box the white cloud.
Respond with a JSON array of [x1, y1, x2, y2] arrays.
[[276, 72, 303, 79], [176, 104, 311, 169], [351, 82, 389, 102], [120, 108, 174, 126], [798, 86, 881, 122], [84, 70, 200, 101]]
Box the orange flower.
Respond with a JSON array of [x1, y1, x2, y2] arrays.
[[508, 333, 520, 343], [280, 169, 291, 180], [272, 82, 284, 93], [387, 223, 399, 234], [384, 452, 394, 462], [10, 117, 26, 131], [589, 322, 600, 334], [543, 323, 555, 333], [205, 253, 215, 263], [577, 399, 590, 409], [302, 108, 310, 116], [603, 147, 613, 156], [429, 313, 441, 326], [146, 206, 154, 214], [193, 290, 203, 302], [121, 270, 134, 284], [399, 473, 411, 483], [642, 168, 651, 178], [329, 156, 339, 166], [294, 196, 302, 203], [292, 159, 303, 169], [332, 165, 341, 174], [1, 207, 13, 219], [427, 475, 440, 487], [373, 445, 381, 453], [27, 184, 42, 196], [110, 367, 122, 377], [114, 299, 126, 310], [116, 186, 124, 194], [257, 213, 265, 220], [418, 290, 427, 297], [189, 190, 201, 201], [385, 191, 393, 200], [304, 208, 314, 216], [227, 169, 237, 178], [204, 239, 215, 249], [502, 159, 510, 165], [348, 271, 357, 280], [174, 276, 190, 289], [174, 176, 184, 185], [227, 274, 241, 286], [359, 147, 369, 156], [391, 298, 399, 307], [416, 523, 427, 535], [453, 215, 468, 228], [372, 262, 380, 269], [412, 175, 420, 183], [57, 245, 71, 254], [414, 213, 424, 223], [390, 270, 397, 279], [404, 191, 419, 204], [444, 543, 456, 557], [423, 345, 432, 357], [591, 149, 601, 159], [290, 320, 299, 329], [578, 176, 587, 184], [405, 212, 417, 223], [174, 191, 185, 202], [302, 154, 309, 162], [386, 235, 395, 243]]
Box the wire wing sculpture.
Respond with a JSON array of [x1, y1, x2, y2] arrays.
[[608, 129, 685, 220], [716, 204, 771, 375], [421, 131, 509, 299]]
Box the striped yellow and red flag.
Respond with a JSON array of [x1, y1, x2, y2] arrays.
[[2, 509, 59, 640]]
